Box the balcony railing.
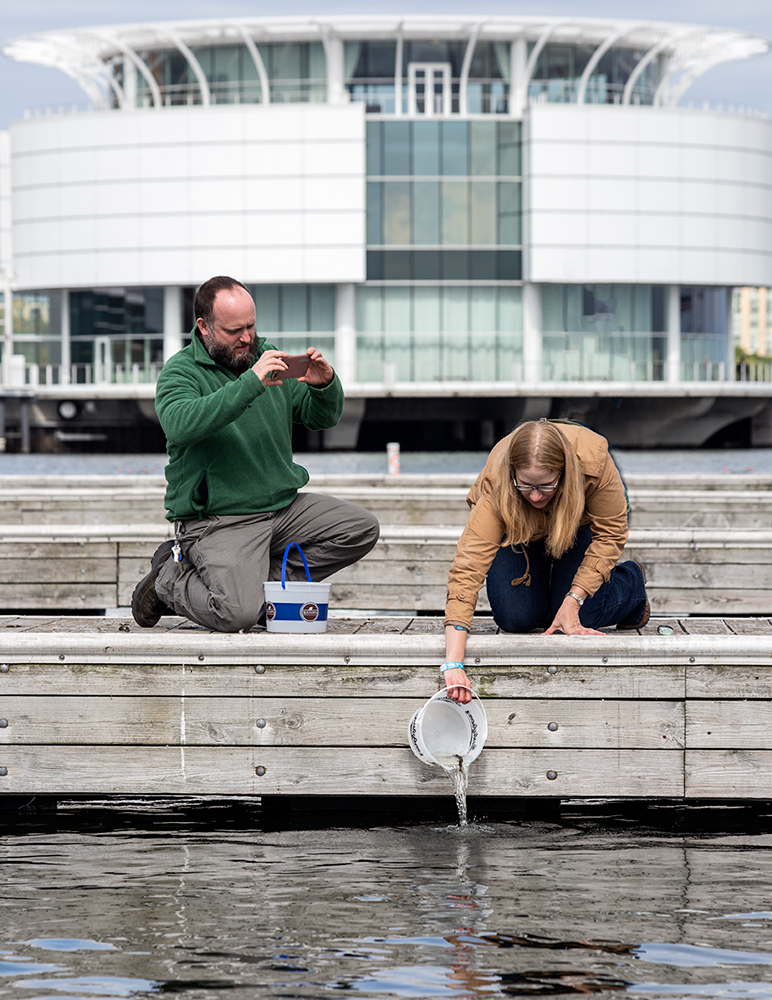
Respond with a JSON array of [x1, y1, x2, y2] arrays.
[[2, 356, 771, 390]]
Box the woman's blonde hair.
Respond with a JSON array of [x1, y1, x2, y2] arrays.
[[492, 420, 585, 558]]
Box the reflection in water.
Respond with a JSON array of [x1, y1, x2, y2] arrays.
[[2, 801, 772, 999]]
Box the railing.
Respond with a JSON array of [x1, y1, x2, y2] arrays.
[[20, 84, 768, 121], [2, 361, 164, 388], [133, 79, 327, 107], [3, 356, 771, 391], [737, 360, 772, 381]]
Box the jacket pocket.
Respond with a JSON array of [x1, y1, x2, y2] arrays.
[[190, 470, 209, 516]]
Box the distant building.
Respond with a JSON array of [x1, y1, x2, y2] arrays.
[[734, 286, 772, 361], [1, 15, 772, 450]]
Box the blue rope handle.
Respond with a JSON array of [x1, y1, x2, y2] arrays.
[[281, 542, 312, 589]]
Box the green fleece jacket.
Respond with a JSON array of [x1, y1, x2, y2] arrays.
[[155, 332, 344, 521]]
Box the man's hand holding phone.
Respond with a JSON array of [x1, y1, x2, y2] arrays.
[[253, 348, 333, 388]]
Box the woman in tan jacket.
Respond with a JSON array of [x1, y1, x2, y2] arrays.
[[442, 420, 648, 703]]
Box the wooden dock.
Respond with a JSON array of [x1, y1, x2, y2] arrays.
[[2, 473, 772, 615], [1, 613, 772, 802]]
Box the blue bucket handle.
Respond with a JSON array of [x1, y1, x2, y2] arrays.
[[281, 542, 312, 589]]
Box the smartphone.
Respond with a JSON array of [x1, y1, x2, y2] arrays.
[[278, 354, 311, 380]]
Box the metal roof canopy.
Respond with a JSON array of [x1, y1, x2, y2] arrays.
[[3, 14, 769, 112]]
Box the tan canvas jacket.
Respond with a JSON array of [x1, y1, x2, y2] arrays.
[[444, 422, 629, 630]]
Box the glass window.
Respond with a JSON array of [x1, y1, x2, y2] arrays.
[[541, 284, 669, 381], [382, 182, 412, 244], [383, 287, 412, 333], [309, 286, 335, 330], [440, 121, 468, 176], [280, 286, 309, 332], [366, 182, 382, 246], [470, 181, 496, 244], [355, 285, 523, 383], [249, 284, 335, 333], [412, 121, 441, 176], [441, 181, 469, 244], [382, 252, 412, 281], [255, 286, 280, 332], [680, 287, 727, 335], [469, 121, 496, 176], [347, 41, 397, 79], [70, 288, 164, 338], [13, 292, 61, 336], [412, 251, 441, 280], [412, 181, 440, 245], [441, 251, 468, 281], [497, 122, 521, 176], [366, 122, 382, 176], [413, 286, 441, 331], [403, 41, 465, 77], [382, 122, 411, 175]]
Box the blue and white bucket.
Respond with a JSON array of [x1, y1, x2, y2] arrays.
[[264, 543, 330, 634], [408, 689, 487, 768]]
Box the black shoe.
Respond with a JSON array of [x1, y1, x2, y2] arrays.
[[617, 599, 650, 631], [617, 562, 649, 630], [131, 539, 175, 628]]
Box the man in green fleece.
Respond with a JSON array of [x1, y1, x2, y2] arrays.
[[131, 275, 380, 632]]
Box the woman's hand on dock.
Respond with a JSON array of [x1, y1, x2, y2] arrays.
[[543, 595, 605, 637], [444, 668, 472, 703]]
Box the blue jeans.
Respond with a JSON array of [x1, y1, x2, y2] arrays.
[[485, 524, 647, 632]]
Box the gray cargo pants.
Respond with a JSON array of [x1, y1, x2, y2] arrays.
[[154, 491, 380, 632]]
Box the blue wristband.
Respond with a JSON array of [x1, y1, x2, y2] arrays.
[[440, 661, 465, 674]]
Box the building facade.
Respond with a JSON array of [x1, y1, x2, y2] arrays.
[[1, 15, 772, 450]]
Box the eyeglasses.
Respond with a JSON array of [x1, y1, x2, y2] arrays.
[[513, 473, 562, 494]]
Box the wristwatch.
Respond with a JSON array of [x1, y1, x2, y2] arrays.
[[566, 591, 584, 606]]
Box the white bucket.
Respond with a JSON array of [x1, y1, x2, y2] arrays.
[[264, 542, 330, 634], [408, 689, 487, 768]]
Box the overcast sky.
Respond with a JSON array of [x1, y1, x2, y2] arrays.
[[1, 0, 771, 129]]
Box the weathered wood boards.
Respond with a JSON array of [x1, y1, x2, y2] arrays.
[[1, 473, 771, 528], [0, 473, 771, 614], [2, 522, 772, 615], [0, 614, 771, 800]]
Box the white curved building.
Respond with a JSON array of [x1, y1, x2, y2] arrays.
[[1, 15, 772, 450]]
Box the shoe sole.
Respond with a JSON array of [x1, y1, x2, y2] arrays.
[[131, 539, 175, 627]]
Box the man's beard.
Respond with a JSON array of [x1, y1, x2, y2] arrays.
[[202, 331, 259, 374]]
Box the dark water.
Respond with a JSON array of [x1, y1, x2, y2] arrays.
[[0, 448, 771, 476], [3, 801, 772, 999]]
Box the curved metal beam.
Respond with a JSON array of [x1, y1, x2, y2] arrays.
[[394, 26, 404, 117], [459, 22, 483, 116], [234, 25, 270, 104], [156, 27, 210, 106], [576, 24, 640, 105], [519, 21, 570, 108], [669, 51, 740, 106], [622, 32, 672, 105], [94, 30, 163, 108]]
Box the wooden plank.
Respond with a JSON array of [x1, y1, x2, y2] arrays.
[[687, 701, 772, 749], [0, 556, 117, 585], [686, 750, 772, 798], [726, 618, 772, 635], [485, 699, 684, 750], [0, 745, 684, 797], [647, 590, 772, 615], [0, 584, 118, 608], [0, 695, 684, 750], [687, 665, 772, 699], [0, 662, 686, 699]]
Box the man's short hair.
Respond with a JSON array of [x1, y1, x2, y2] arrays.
[[194, 276, 250, 331]]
